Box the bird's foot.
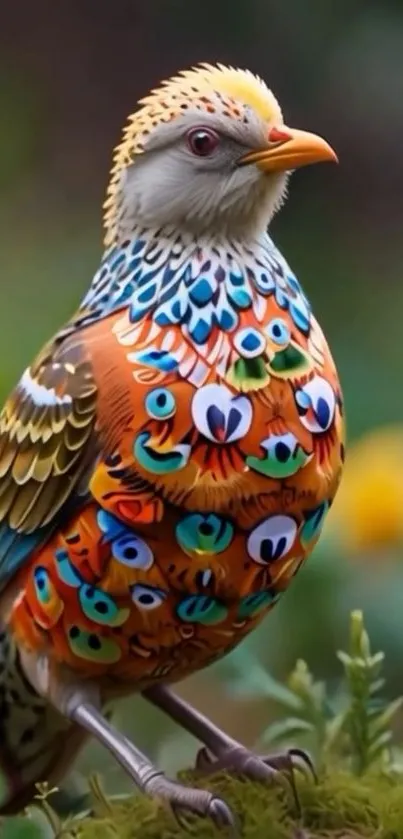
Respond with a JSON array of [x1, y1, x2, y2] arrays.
[[144, 684, 316, 818], [195, 744, 316, 816], [195, 742, 315, 782], [117, 737, 238, 834], [132, 764, 238, 835]]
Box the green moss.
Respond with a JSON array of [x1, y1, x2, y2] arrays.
[[60, 769, 403, 839]]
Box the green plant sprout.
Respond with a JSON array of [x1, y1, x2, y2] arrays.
[[258, 657, 338, 771], [257, 610, 403, 776], [337, 609, 403, 775]]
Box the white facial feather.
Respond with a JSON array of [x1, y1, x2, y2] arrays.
[[116, 107, 289, 240]]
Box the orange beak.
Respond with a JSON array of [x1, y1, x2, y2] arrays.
[[239, 126, 338, 173]]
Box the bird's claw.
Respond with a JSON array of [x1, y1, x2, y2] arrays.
[[195, 744, 315, 817], [208, 797, 240, 837], [171, 796, 239, 836], [290, 748, 318, 783], [145, 772, 238, 835]]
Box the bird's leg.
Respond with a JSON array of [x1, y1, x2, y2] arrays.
[[144, 685, 316, 814], [68, 705, 239, 832], [18, 650, 237, 833]]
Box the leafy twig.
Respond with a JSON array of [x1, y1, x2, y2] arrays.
[[229, 610, 403, 776], [337, 609, 403, 775]]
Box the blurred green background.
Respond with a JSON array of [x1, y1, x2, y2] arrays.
[[1, 0, 403, 820]]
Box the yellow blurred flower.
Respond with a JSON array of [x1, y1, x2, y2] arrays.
[[325, 425, 403, 554]]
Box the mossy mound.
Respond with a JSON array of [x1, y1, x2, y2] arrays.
[[67, 769, 403, 839]]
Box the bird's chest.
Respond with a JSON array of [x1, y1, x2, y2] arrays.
[[89, 250, 343, 525]]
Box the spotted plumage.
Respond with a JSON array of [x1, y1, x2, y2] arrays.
[[0, 63, 343, 825]]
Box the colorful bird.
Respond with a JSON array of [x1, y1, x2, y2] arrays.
[[0, 63, 344, 829]]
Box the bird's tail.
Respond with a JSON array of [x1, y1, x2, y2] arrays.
[[0, 625, 87, 814]]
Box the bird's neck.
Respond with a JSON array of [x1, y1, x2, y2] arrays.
[[79, 225, 309, 343]]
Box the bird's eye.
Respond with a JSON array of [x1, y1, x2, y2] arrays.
[[187, 128, 219, 156]]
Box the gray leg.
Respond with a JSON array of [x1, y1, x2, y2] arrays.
[[18, 652, 237, 833], [72, 703, 236, 829], [144, 684, 316, 811]]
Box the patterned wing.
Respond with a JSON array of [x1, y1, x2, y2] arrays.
[[0, 332, 98, 587]]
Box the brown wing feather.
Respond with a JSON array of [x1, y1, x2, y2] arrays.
[[0, 333, 98, 535]]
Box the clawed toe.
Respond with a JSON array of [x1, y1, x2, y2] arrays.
[[260, 747, 317, 784], [146, 773, 238, 835], [172, 796, 238, 835], [194, 743, 316, 817], [172, 799, 238, 837], [289, 748, 318, 783], [208, 797, 239, 834]]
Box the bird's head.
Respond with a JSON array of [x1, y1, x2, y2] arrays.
[[104, 63, 337, 245]]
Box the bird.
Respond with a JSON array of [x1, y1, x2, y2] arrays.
[[0, 62, 344, 830]]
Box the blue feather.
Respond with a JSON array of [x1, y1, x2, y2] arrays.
[[0, 524, 53, 592]]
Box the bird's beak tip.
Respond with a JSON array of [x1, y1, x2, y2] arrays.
[[240, 126, 338, 173]]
